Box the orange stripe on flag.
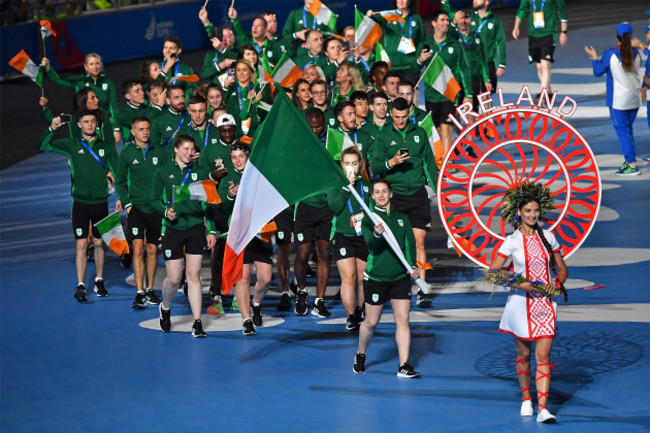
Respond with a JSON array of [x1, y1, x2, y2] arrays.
[[222, 244, 245, 295], [240, 135, 252, 144], [176, 74, 199, 82], [433, 138, 444, 170], [360, 25, 383, 48], [416, 261, 433, 270], [201, 179, 221, 204], [40, 20, 57, 36], [443, 77, 461, 102], [8, 50, 30, 73], [260, 221, 278, 243], [108, 238, 130, 256]]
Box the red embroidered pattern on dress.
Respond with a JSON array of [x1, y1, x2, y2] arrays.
[[524, 235, 555, 338]]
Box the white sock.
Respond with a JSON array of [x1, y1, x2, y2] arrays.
[[95, 277, 102, 282], [78, 282, 85, 287], [252, 301, 261, 307], [137, 290, 145, 295]]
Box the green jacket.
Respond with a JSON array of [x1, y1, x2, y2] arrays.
[[197, 139, 235, 179], [118, 141, 168, 213], [231, 18, 284, 68], [150, 160, 215, 233], [217, 168, 243, 218], [457, 31, 490, 85], [282, 7, 332, 39], [361, 117, 392, 142], [179, 120, 221, 152], [371, 122, 438, 195], [200, 48, 238, 83], [370, 12, 425, 72], [293, 51, 323, 70], [40, 127, 126, 204], [470, 10, 507, 69], [327, 180, 371, 238], [415, 35, 472, 103], [150, 107, 188, 155], [43, 109, 116, 143], [44, 70, 119, 123], [516, 0, 567, 40], [315, 57, 340, 88], [114, 102, 161, 142], [157, 59, 197, 100], [361, 205, 416, 282]]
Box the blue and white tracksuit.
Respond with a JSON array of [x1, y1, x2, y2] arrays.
[[592, 47, 642, 164]]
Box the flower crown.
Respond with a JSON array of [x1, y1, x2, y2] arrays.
[[501, 182, 555, 225]]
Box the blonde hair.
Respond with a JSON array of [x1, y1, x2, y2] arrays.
[[343, 62, 365, 92]]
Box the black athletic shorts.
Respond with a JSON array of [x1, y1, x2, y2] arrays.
[[425, 100, 455, 127], [211, 206, 230, 234], [244, 237, 273, 265], [72, 201, 108, 239], [488, 62, 498, 94], [293, 203, 333, 245], [274, 206, 295, 245], [391, 186, 431, 231], [126, 206, 162, 244], [528, 35, 555, 64], [161, 224, 206, 260], [331, 232, 368, 262], [363, 276, 411, 305]]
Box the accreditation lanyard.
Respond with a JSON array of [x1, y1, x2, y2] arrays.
[[357, 57, 370, 72], [237, 84, 253, 111], [398, 13, 413, 38], [533, 0, 546, 12], [80, 139, 105, 169], [162, 59, 181, 84], [347, 181, 364, 214], [163, 114, 187, 147], [141, 144, 150, 158], [213, 50, 222, 68], [474, 17, 489, 35], [304, 7, 319, 29], [459, 33, 470, 49], [253, 40, 266, 54], [191, 122, 210, 148]]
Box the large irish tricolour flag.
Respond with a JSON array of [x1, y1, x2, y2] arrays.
[[222, 89, 348, 294]]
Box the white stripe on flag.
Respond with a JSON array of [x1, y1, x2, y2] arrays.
[[356, 18, 375, 45]]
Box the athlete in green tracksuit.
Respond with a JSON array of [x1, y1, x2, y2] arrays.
[[228, 6, 284, 68], [150, 87, 187, 157]]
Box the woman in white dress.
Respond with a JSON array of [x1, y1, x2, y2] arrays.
[[490, 183, 568, 424]]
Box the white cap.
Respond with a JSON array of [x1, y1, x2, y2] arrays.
[[216, 114, 236, 128]]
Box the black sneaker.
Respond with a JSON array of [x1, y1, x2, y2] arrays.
[[145, 289, 161, 305], [354, 306, 364, 323], [289, 278, 298, 295], [242, 319, 256, 336], [311, 298, 331, 318], [251, 301, 263, 327], [295, 289, 308, 316], [397, 362, 421, 378], [192, 320, 207, 338], [121, 253, 132, 268], [346, 314, 359, 331], [159, 304, 171, 333], [416, 290, 432, 308], [74, 284, 88, 302], [277, 292, 292, 311], [132, 292, 147, 309], [353, 353, 366, 374], [94, 279, 109, 297]]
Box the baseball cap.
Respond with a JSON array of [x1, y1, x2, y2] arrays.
[[216, 114, 236, 128], [616, 22, 633, 37]]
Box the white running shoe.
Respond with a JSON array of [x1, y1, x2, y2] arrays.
[[537, 408, 557, 423], [520, 400, 534, 416]]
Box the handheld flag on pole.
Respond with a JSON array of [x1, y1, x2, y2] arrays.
[[94, 212, 130, 256], [270, 52, 302, 88], [418, 112, 444, 169], [417, 53, 461, 102], [376, 42, 391, 68], [8, 50, 43, 87], [355, 7, 382, 48], [221, 88, 348, 294], [174, 180, 221, 204], [375, 10, 406, 23], [325, 128, 355, 160], [307, 0, 338, 30]]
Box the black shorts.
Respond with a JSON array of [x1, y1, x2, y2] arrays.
[[331, 233, 368, 262], [363, 276, 411, 305], [72, 201, 108, 239], [244, 237, 273, 265], [293, 203, 333, 245], [488, 62, 498, 94], [161, 224, 206, 260], [528, 35, 555, 64], [425, 100, 455, 127], [211, 206, 230, 234], [274, 206, 295, 245], [126, 206, 162, 245], [391, 187, 431, 231]]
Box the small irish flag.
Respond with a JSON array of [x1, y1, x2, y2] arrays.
[[271, 53, 302, 88], [307, 0, 338, 30], [94, 212, 130, 256], [174, 179, 221, 205], [8, 50, 43, 87], [355, 7, 382, 48], [421, 53, 461, 102], [40, 20, 57, 39], [419, 112, 444, 169], [376, 10, 406, 23], [376, 42, 391, 68], [326, 128, 355, 161]]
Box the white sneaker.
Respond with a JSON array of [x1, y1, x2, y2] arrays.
[[537, 408, 557, 423], [520, 400, 534, 416]]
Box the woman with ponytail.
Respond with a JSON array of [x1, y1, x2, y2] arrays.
[[585, 22, 643, 175], [490, 182, 568, 424]]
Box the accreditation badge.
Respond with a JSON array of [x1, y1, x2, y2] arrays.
[[397, 36, 416, 55], [533, 11, 545, 28], [350, 213, 364, 236]]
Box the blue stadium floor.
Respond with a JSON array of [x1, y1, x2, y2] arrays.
[[2, 21, 649, 433]]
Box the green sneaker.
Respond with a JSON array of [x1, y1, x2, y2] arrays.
[[231, 297, 239, 312], [616, 162, 640, 176]]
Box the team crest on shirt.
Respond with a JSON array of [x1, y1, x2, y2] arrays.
[[414, 136, 420, 143], [340, 248, 346, 256], [99, 149, 105, 157], [165, 249, 171, 257], [132, 227, 139, 235], [363, 186, 369, 193], [152, 157, 159, 165], [448, 47, 454, 54], [76, 228, 82, 236], [102, 83, 108, 90], [191, 173, 198, 181], [488, 23, 494, 30], [268, 52, 273, 58], [297, 233, 304, 242], [329, 119, 335, 126], [212, 138, 217, 144], [398, 219, 404, 227], [476, 40, 481, 45], [411, 21, 416, 27], [358, 143, 363, 150], [85, 83, 89, 87]]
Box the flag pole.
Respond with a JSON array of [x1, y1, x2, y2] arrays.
[[346, 184, 430, 294], [414, 52, 436, 90], [202, 0, 209, 9], [38, 25, 46, 100]]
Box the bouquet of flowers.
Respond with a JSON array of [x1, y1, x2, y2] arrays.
[[481, 268, 561, 300]]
